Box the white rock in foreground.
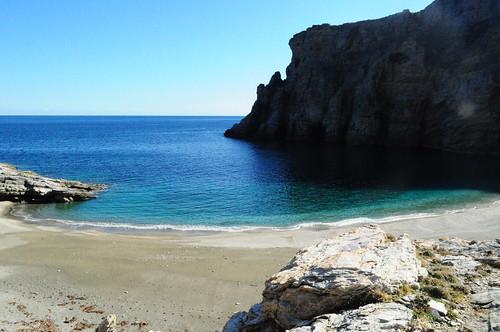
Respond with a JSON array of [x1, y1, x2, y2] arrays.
[[288, 303, 413, 332], [262, 225, 425, 328], [224, 225, 426, 330]]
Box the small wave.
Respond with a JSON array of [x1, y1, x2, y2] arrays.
[[9, 205, 460, 233], [292, 212, 441, 230]]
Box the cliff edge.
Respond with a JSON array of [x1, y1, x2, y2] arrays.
[[225, 0, 500, 154]]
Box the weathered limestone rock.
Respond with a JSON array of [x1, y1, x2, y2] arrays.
[[225, 0, 500, 154], [430, 237, 500, 269], [490, 310, 500, 332], [96, 314, 117, 332], [441, 255, 481, 276], [416, 237, 500, 331], [0, 163, 106, 203], [471, 289, 500, 308], [224, 225, 426, 330], [262, 225, 424, 329], [427, 299, 448, 318], [225, 228, 500, 332], [223, 304, 281, 332], [288, 303, 413, 332]]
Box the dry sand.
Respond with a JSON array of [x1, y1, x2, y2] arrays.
[[0, 201, 499, 331]]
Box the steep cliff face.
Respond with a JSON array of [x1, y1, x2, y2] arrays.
[[225, 0, 500, 154]]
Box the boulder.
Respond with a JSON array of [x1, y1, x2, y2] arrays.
[[441, 255, 481, 276], [224, 225, 426, 330], [223, 304, 279, 332], [427, 299, 448, 318], [0, 163, 106, 203], [471, 289, 500, 308], [96, 314, 117, 332], [288, 303, 413, 332], [262, 225, 424, 329]]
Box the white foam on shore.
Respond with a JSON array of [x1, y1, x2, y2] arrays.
[[8, 204, 471, 233], [8, 197, 500, 234]]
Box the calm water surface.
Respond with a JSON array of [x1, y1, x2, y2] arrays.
[[1, 116, 500, 230]]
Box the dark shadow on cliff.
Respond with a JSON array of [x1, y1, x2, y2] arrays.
[[225, 0, 500, 155]]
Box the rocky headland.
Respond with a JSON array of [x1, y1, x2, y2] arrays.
[[0, 163, 106, 203], [225, 0, 500, 154], [224, 225, 500, 332]]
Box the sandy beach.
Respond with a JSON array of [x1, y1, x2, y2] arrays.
[[0, 201, 499, 331]]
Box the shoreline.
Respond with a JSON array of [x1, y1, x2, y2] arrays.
[[0, 200, 499, 330], [4, 198, 500, 248], [10, 192, 500, 235], [0, 201, 298, 331]]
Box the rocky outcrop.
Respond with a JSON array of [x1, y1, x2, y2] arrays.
[[431, 237, 500, 269], [288, 303, 413, 332], [224, 226, 500, 331], [260, 225, 424, 329], [0, 163, 106, 203], [224, 226, 426, 331], [225, 0, 500, 154], [421, 237, 500, 332]]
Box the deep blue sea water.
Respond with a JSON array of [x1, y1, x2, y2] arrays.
[[2, 116, 500, 231]]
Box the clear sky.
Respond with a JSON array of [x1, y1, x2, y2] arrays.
[[0, 0, 434, 116]]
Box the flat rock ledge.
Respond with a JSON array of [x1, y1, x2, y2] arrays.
[[0, 163, 106, 203], [289, 303, 413, 332], [224, 225, 500, 332]]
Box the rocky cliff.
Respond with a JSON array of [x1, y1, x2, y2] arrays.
[[0, 163, 106, 203], [225, 0, 500, 154], [223, 225, 500, 332]]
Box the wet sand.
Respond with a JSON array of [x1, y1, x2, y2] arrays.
[[0, 201, 499, 331]]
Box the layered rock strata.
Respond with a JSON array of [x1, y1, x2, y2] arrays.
[[0, 163, 106, 203], [225, 0, 500, 154], [223, 225, 500, 331]]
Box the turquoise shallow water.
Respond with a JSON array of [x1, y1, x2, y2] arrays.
[[2, 116, 500, 230]]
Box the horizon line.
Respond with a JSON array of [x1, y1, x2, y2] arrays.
[[0, 114, 246, 117]]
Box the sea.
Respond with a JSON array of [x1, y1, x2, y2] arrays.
[[2, 116, 500, 231]]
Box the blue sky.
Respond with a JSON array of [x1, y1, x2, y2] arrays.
[[0, 0, 433, 116]]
